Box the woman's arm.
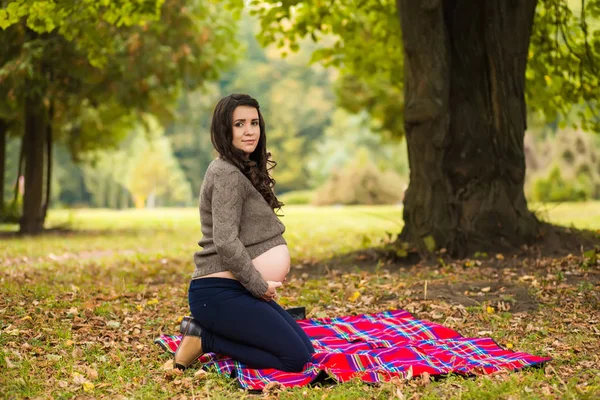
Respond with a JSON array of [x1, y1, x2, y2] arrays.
[[211, 166, 269, 298]]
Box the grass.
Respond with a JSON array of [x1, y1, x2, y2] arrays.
[[1, 203, 599, 399]]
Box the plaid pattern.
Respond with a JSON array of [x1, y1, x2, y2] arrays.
[[154, 309, 551, 390]]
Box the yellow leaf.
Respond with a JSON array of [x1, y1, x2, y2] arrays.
[[147, 298, 159, 305], [506, 343, 513, 349], [176, 316, 184, 323], [486, 306, 495, 314], [544, 75, 552, 85], [65, 340, 74, 347], [349, 291, 361, 302], [82, 381, 95, 392], [20, 315, 32, 321]]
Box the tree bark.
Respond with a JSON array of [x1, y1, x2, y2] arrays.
[[397, 0, 540, 257], [0, 119, 6, 211], [42, 102, 54, 221], [20, 93, 47, 235], [13, 131, 24, 204]]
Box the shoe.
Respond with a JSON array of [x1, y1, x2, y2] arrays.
[[285, 306, 306, 320], [173, 316, 203, 370]]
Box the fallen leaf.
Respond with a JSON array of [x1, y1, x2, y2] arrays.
[[481, 287, 491, 293], [72, 372, 87, 386], [395, 386, 405, 399], [194, 369, 208, 380], [82, 381, 95, 392], [106, 320, 121, 328], [263, 381, 283, 394], [85, 367, 98, 380], [162, 359, 174, 371], [72, 347, 83, 359], [420, 371, 431, 386], [349, 291, 361, 302]]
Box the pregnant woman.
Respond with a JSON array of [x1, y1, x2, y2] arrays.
[[173, 93, 315, 372]]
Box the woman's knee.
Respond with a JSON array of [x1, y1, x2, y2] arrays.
[[281, 350, 311, 372]]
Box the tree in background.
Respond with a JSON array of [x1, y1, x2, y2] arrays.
[[252, 0, 600, 256], [0, 0, 240, 234], [127, 119, 192, 208], [307, 109, 408, 189], [165, 11, 336, 195], [164, 84, 221, 198], [313, 147, 405, 206]]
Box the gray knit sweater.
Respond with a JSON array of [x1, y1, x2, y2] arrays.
[[192, 158, 287, 297]]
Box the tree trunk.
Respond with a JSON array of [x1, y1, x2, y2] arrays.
[[13, 131, 24, 204], [42, 102, 54, 221], [20, 93, 47, 235], [397, 0, 540, 257], [0, 119, 6, 211]]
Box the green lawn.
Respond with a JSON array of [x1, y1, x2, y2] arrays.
[[1, 204, 599, 399]]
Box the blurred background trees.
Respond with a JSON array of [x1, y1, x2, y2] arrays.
[[2, 0, 600, 239]]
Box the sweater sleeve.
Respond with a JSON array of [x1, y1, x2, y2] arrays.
[[211, 166, 269, 298]]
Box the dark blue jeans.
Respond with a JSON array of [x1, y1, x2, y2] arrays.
[[188, 278, 315, 372]]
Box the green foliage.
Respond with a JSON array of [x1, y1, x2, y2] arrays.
[[278, 189, 314, 205], [0, 0, 165, 67], [250, 0, 404, 137], [252, 0, 600, 136], [216, 11, 336, 192], [127, 121, 192, 207], [526, 128, 600, 201], [307, 109, 408, 189], [532, 165, 589, 201], [164, 84, 222, 197], [313, 148, 405, 206], [0, 0, 241, 155], [528, 0, 600, 132], [80, 117, 192, 209]]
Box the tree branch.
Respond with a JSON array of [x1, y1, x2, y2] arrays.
[[580, 0, 598, 75]]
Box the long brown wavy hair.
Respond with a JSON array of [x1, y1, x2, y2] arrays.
[[210, 93, 284, 213]]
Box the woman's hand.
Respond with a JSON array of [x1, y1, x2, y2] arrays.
[[262, 281, 282, 301]]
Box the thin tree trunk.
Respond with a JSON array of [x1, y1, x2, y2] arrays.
[[397, 0, 540, 256], [42, 102, 54, 220], [13, 132, 24, 204], [20, 93, 47, 235], [0, 119, 6, 211]]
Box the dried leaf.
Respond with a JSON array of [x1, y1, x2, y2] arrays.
[[162, 359, 174, 371], [263, 381, 283, 394], [395, 386, 405, 399], [85, 367, 98, 380], [194, 369, 208, 380], [5, 357, 15, 369], [72, 372, 87, 386]]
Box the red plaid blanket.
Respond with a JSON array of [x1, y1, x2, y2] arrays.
[[154, 309, 551, 390]]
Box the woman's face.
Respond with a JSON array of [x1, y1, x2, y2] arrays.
[[231, 106, 260, 156]]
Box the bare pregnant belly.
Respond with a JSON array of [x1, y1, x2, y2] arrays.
[[201, 245, 291, 284]]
